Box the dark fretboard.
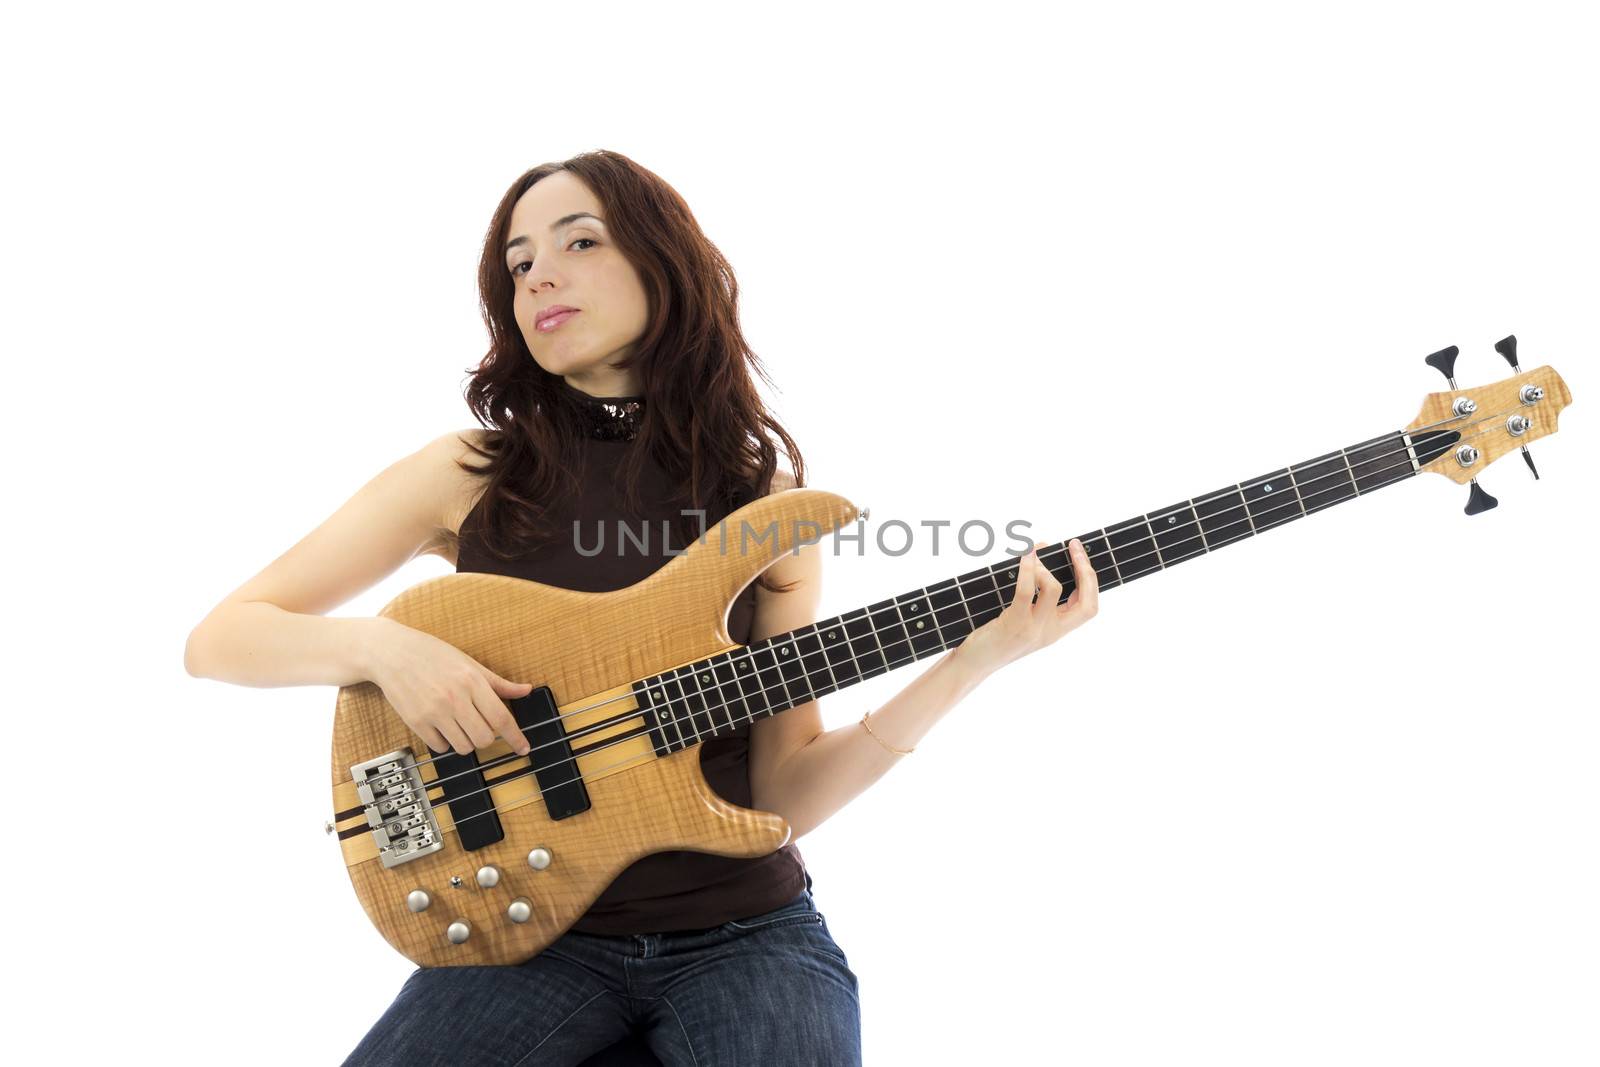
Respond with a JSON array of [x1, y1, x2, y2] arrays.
[[633, 426, 1459, 754]]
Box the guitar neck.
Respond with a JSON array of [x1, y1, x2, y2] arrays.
[[636, 425, 1462, 754]]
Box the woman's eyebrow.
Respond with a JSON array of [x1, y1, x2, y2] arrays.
[[504, 212, 604, 256]]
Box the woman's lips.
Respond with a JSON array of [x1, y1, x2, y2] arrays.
[[537, 310, 579, 332]]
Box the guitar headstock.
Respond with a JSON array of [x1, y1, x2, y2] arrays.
[[1407, 363, 1572, 484], [1403, 336, 1572, 515]]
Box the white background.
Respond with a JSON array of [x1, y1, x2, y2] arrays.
[[5, 1, 1596, 1063]]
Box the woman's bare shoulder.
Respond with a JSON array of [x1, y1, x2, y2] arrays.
[[420, 428, 499, 561]]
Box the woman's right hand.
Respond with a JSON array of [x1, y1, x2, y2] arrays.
[[366, 619, 534, 757]]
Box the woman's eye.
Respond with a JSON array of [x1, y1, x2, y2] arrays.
[[510, 238, 597, 277]]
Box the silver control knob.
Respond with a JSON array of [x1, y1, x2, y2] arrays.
[[1456, 444, 1480, 467], [446, 920, 471, 944], [527, 847, 552, 870], [508, 898, 532, 924], [1453, 396, 1478, 416], [1520, 384, 1545, 404], [1507, 415, 1531, 436], [406, 890, 431, 913], [476, 865, 501, 888]]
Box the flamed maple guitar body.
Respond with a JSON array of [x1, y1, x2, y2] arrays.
[[329, 488, 861, 968]]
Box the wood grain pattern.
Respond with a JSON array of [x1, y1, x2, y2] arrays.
[[1408, 364, 1571, 483], [330, 487, 862, 967]]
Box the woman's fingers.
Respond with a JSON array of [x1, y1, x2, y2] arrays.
[[437, 717, 474, 757], [1052, 538, 1100, 636], [1008, 548, 1034, 612], [1068, 537, 1099, 615], [471, 674, 531, 755], [1033, 542, 1062, 612], [419, 724, 451, 754]]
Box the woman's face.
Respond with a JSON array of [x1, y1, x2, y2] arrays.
[[504, 170, 650, 388]]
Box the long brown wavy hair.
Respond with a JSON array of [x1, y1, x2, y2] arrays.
[[447, 150, 806, 593]]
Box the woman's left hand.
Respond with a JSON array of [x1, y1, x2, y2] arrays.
[[954, 537, 1100, 678]]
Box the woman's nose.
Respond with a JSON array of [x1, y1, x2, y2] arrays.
[[523, 260, 562, 292]]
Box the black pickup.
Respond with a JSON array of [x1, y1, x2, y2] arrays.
[[432, 684, 590, 849], [512, 685, 592, 822]]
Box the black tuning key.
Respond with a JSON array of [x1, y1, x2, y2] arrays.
[[1424, 344, 1461, 387], [1492, 333, 1541, 480], [1494, 334, 1518, 368], [1464, 479, 1499, 516]]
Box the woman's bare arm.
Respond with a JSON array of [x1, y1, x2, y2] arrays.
[[182, 430, 481, 688]]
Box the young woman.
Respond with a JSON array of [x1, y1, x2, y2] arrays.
[[185, 150, 1100, 1066]]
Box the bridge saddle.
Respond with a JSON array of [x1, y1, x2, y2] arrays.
[[351, 748, 444, 869]]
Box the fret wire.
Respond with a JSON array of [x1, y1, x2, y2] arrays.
[[678, 663, 710, 744], [837, 609, 872, 680], [986, 565, 1008, 607], [1338, 447, 1362, 496], [699, 653, 741, 734], [649, 673, 686, 750], [992, 557, 1019, 608], [915, 586, 942, 645], [1235, 484, 1260, 534], [1284, 464, 1309, 517], [665, 666, 701, 746], [796, 627, 838, 700], [634, 681, 669, 751], [801, 620, 843, 696], [824, 616, 866, 686], [1098, 528, 1124, 584], [725, 645, 762, 721], [756, 643, 788, 713], [760, 636, 800, 710], [1140, 513, 1168, 570], [868, 599, 908, 666], [674, 662, 711, 741], [1187, 500, 1212, 552], [684, 658, 723, 735], [778, 631, 817, 704], [953, 573, 978, 631], [908, 584, 944, 647], [858, 604, 892, 676], [740, 644, 776, 719]]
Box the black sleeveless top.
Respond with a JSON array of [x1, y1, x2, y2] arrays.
[[454, 380, 808, 935]]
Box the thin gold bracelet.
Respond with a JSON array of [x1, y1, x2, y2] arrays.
[[860, 710, 915, 755]]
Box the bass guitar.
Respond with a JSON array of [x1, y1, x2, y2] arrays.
[[326, 337, 1570, 967]]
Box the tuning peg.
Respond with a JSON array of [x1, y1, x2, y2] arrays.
[[1492, 333, 1541, 480], [1464, 478, 1499, 516], [1494, 334, 1518, 369], [1424, 344, 1461, 387]]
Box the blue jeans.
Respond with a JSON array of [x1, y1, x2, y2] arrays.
[[342, 872, 861, 1066]]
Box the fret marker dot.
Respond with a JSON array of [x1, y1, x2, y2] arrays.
[[1167, 516, 1177, 525], [1264, 483, 1273, 492], [916, 621, 925, 629], [828, 631, 837, 639], [781, 648, 790, 656], [910, 604, 919, 612], [701, 674, 710, 683]]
